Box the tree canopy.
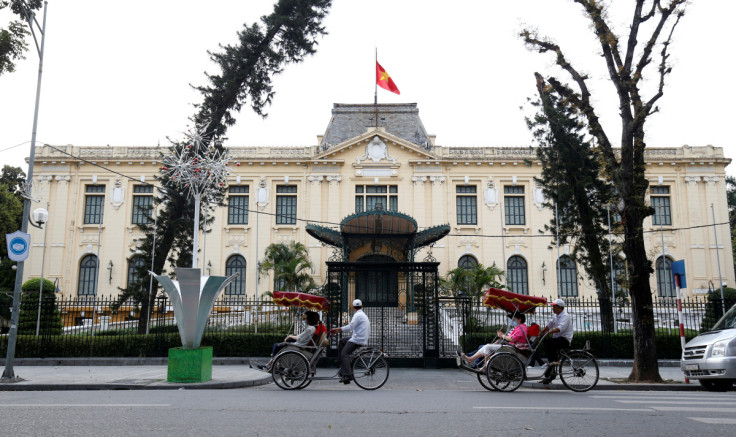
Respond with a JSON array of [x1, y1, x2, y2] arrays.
[[528, 75, 617, 332], [522, 0, 688, 382], [121, 0, 332, 332], [0, 1, 42, 77]]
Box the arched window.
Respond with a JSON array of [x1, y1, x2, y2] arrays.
[[612, 258, 627, 300], [507, 256, 528, 295], [127, 256, 146, 289], [225, 255, 246, 295], [656, 256, 675, 297], [557, 256, 578, 297], [458, 255, 478, 270], [78, 255, 98, 296]]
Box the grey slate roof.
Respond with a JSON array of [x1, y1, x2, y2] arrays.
[[320, 103, 430, 150]]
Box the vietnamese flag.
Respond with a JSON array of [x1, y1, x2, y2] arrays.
[[376, 61, 400, 95]]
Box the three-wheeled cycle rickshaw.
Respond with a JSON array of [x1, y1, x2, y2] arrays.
[[251, 291, 390, 390], [458, 288, 599, 392]]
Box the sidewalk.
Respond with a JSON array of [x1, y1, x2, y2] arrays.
[[0, 358, 703, 391]]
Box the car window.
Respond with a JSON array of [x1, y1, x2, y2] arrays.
[[712, 305, 736, 331]]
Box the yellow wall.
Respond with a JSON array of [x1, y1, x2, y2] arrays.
[[23, 133, 733, 301]]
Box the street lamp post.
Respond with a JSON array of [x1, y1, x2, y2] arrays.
[[2, 0, 49, 381], [33, 205, 49, 336]]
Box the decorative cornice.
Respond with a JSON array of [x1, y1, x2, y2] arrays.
[[429, 175, 446, 186], [326, 175, 342, 185]]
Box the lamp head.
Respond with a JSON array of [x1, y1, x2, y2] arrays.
[[32, 207, 49, 224]]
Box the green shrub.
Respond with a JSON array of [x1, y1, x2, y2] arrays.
[[700, 287, 736, 332], [22, 278, 56, 294]]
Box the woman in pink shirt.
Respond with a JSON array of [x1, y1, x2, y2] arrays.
[[462, 313, 528, 365]]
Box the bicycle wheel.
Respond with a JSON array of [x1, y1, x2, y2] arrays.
[[351, 349, 389, 390], [271, 351, 310, 390], [477, 372, 496, 391], [486, 353, 525, 392], [559, 350, 599, 392]]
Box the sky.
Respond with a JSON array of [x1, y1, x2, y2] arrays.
[[1, 0, 734, 176]]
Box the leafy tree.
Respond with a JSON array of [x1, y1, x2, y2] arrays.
[[258, 241, 315, 293], [0, 164, 26, 194], [528, 80, 616, 333], [0, 0, 42, 76], [116, 0, 332, 332], [522, 0, 687, 381], [0, 166, 25, 290]]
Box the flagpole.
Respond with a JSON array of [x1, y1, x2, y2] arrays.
[[374, 48, 378, 127], [374, 48, 378, 105]]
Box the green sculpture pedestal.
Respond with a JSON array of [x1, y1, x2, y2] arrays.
[[167, 346, 213, 383]]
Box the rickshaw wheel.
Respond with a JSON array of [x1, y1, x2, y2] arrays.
[[477, 372, 496, 391], [486, 353, 525, 392], [559, 350, 599, 392], [351, 350, 389, 390], [272, 351, 310, 390]]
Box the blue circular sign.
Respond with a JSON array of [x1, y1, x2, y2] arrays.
[[9, 237, 28, 255]]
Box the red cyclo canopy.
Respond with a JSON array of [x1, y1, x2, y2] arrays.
[[272, 290, 330, 311], [482, 287, 547, 313]]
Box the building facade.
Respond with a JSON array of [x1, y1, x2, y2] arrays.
[[23, 103, 733, 301]]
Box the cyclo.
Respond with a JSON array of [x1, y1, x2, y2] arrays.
[[250, 290, 390, 390], [457, 288, 599, 392]]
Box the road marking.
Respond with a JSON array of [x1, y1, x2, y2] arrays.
[[1, 404, 170, 408], [591, 396, 735, 401], [614, 400, 726, 405], [474, 406, 649, 412], [649, 406, 736, 413], [689, 418, 736, 424]]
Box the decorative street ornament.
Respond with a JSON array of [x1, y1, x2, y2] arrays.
[[160, 127, 232, 268], [152, 268, 238, 349]]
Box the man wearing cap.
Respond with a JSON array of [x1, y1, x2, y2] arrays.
[[329, 299, 371, 384], [539, 298, 573, 384]]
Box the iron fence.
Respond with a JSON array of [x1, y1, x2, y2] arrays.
[[1, 293, 733, 360]]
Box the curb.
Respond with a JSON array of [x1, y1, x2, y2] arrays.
[[0, 374, 273, 392]]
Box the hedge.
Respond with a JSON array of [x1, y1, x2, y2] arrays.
[[0, 332, 286, 358]]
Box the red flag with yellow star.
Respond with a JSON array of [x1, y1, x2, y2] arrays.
[[376, 61, 400, 95]]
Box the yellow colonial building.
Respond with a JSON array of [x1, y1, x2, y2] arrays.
[[23, 103, 734, 301]]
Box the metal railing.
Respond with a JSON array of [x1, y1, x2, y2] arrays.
[[1, 294, 733, 359]]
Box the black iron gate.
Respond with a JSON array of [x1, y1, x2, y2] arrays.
[[325, 261, 456, 367]]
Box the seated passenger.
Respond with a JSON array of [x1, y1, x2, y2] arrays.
[[270, 310, 320, 359], [461, 313, 528, 366]]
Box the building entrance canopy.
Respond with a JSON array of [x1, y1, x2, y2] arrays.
[[306, 209, 449, 262]]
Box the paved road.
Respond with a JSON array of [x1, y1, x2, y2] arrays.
[[2, 369, 734, 436]]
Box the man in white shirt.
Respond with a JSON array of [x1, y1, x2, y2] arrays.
[[329, 299, 371, 384], [539, 298, 573, 384]]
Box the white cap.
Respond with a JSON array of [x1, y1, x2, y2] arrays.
[[352, 299, 363, 307], [551, 298, 565, 307]]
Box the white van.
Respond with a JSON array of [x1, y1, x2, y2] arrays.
[[681, 303, 736, 391]]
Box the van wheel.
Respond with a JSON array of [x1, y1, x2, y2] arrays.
[[698, 379, 734, 392]]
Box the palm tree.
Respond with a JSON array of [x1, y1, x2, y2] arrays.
[[258, 241, 315, 293], [469, 263, 505, 300], [441, 263, 505, 303]]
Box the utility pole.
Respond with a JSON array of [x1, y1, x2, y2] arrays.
[[3, 1, 49, 381]]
